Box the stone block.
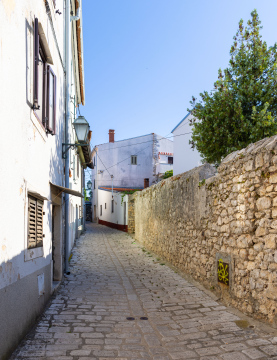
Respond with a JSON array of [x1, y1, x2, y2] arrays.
[[256, 197, 271, 211], [264, 234, 276, 249]]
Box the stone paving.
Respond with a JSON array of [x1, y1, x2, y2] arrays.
[[11, 223, 277, 360]]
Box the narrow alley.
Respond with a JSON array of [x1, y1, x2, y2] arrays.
[[11, 224, 277, 360]]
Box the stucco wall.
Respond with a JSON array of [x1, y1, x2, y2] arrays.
[[172, 113, 202, 175], [98, 189, 128, 228], [0, 1, 64, 358], [130, 135, 277, 325]]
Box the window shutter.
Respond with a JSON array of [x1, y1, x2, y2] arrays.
[[33, 18, 39, 109], [28, 196, 37, 248], [53, 74, 56, 135], [45, 65, 50, 128], [36, 199, 44, 247], [46, 66, 56, 135], [28, 196, 44, 249]]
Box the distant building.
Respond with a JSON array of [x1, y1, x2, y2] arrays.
[[91, 130, 173, 227], [171, 113, 202, 175]]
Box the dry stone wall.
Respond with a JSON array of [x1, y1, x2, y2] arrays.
[[129, 135, 277, 325]]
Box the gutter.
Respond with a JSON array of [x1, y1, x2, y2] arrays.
[[74, 0, 85, 105]]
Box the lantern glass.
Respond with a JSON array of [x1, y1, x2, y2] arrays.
[[87, 180, 92, 189], [73, 116, 89, 142]]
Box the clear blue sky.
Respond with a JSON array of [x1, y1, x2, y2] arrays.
[[81, 0, 277, 147]]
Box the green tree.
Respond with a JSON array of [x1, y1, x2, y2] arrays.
[[189, 10, 277, 165], [163, 170, 173, 179]]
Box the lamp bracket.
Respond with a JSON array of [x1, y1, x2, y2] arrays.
[[62, 143, 88, 159]]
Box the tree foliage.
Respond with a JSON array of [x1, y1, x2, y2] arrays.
[[163, 170, 173, 179], [189, 10, 277, 164]]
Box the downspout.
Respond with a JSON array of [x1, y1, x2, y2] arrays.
[[83, 168, 86, 232], [64, 0, 70, 274]]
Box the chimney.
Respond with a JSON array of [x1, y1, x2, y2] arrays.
[[109, 129, 115, 143], [144, 178, 149, 189]]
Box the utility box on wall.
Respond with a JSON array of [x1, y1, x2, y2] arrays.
[[37, 273, 45, 296]]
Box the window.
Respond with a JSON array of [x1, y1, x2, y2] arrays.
[[33, 18, 56, 135], [168, 157, 173, 164], [111, 200, 114, 213], [131, 155, 137, 165], [46, 66, 56, 134], [28, 195, 44, 249], [100, 205, 102, 216], [105, 203, 106, 209]]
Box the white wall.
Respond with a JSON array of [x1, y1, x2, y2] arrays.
[[95, 134, 155, 189], [98, 190, 128, 226], [155, 135, 174, 176], [172, 113, 202, 175], [0, 0, 65, 289], [91, 133, 173, 220]]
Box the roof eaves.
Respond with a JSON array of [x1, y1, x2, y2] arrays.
[[171, 112, 191, 133], [75, 0, 85, 105]]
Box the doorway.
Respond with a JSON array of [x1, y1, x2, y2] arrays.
[[52, 205, 62, 281], [75, 205, 78, 239]]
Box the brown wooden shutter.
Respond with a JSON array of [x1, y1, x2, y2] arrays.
[[33, 18, 39, 109], [36, 199, 44, 247], [46, 66, 57, 135], [28, 196, 44, 248], [28, 196, 37, 248], [53, 74, 56, 135]]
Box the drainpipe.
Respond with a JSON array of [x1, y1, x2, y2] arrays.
[[71, 7, 80, 21], [64, 0, 70, 274]]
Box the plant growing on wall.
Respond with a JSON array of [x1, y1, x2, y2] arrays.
[[120, 189, 141, 204], [84, 189, 90, 201], [163, 170, 173, 179], [189, 10, 277, 164]]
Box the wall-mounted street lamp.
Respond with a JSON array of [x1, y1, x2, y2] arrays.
[[87, 180, 92, 190], [62, 115, 90, 159]]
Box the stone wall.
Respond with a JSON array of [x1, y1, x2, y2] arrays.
[[129, 135, 277, 325], [128, 197, 135, 235]]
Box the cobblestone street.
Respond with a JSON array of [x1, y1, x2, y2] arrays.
[[11, 224, 277, 360]]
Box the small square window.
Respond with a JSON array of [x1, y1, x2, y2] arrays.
[[131, 155, 137, 165], [168, 157, 173, 164]]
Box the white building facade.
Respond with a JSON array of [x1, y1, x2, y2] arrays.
[[0, 1, 90, 358], [171, 113, 202, 175], [91, 130, 173, 228]]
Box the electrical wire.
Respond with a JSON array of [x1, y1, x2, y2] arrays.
[[94, 132, 192, 151], [83, 131, 192, 185]]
